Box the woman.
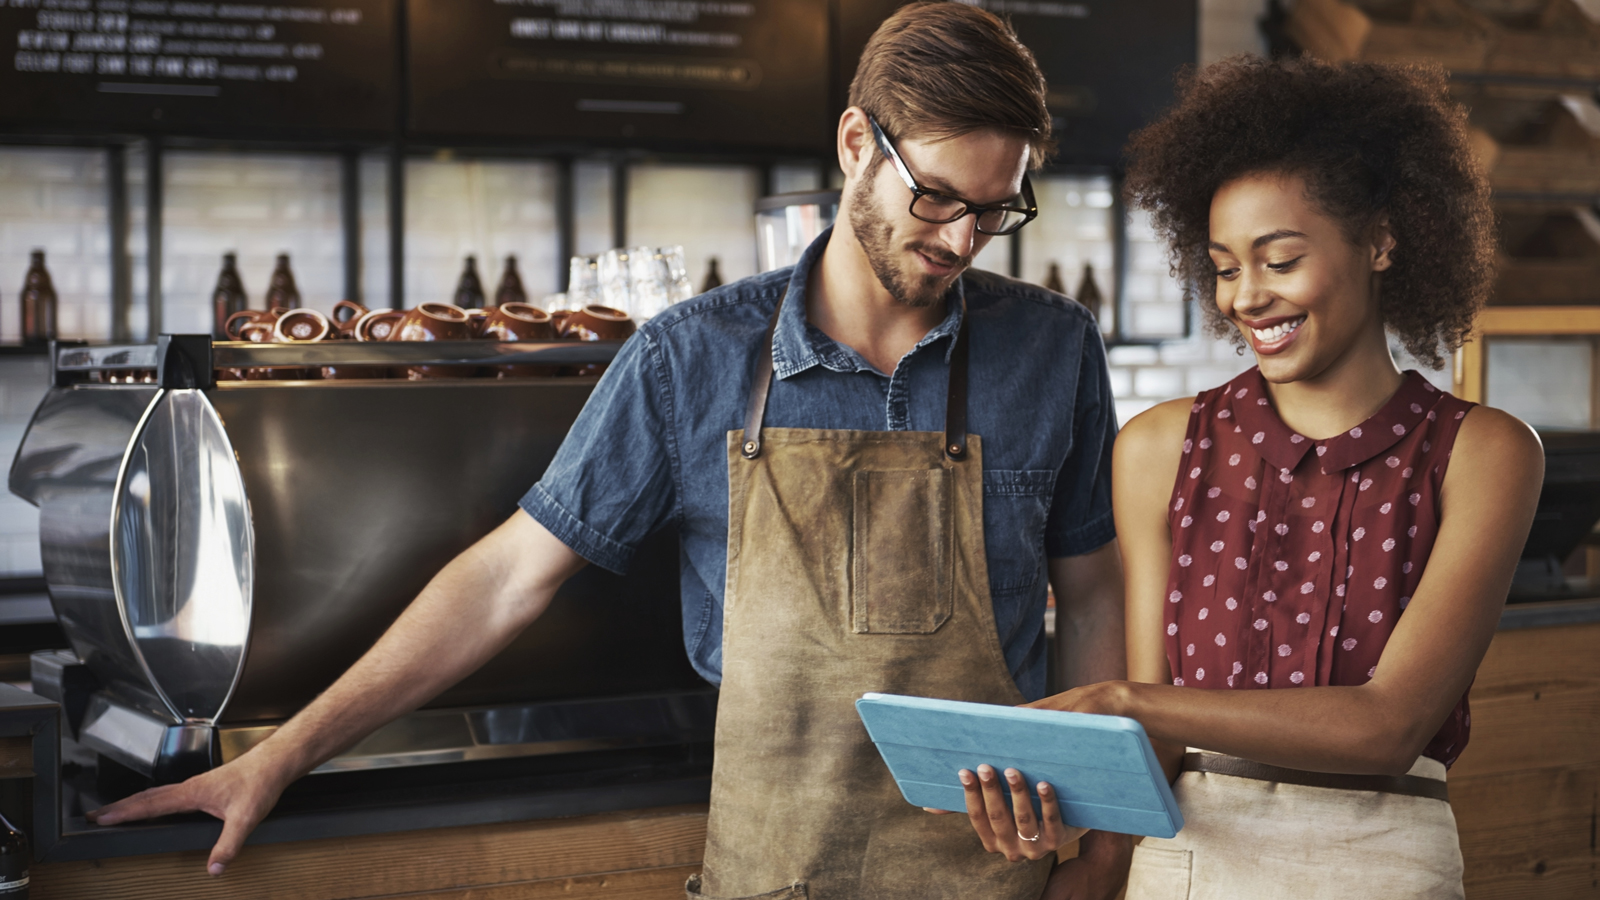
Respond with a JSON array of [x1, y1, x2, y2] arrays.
[[954, 56, 1542, 898]]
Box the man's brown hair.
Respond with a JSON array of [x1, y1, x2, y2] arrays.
[[848, 2, 1055, 169]]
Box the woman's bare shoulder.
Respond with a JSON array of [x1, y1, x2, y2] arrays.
[[1115, 397, 1193, 469], [1449, 405, 1544, 488]]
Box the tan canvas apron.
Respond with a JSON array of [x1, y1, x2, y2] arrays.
[[686, 305, 1053, 899], [1125, 751, 1465, 900]]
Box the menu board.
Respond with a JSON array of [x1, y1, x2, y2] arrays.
[[407, 0, 830, 150], [839, 0, 1196, 168], [0, 0, 397, 138]]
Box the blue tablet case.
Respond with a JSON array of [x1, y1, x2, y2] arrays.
[[855, 693, 1184, 839]]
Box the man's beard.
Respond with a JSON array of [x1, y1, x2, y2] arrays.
[[849, 174, 970, 309]]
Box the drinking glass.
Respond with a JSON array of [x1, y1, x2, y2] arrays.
[[566, 255, 603, 311], [662, 245, 695, 303], [630, 248, 674, 320], [598, 248, 633, 315]]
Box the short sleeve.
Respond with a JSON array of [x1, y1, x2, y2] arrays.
[[520, 330, 678, 574], [1044, 324, 1118, 558]]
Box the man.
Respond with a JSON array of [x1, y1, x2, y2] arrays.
[[90, 4, 1131, 897]]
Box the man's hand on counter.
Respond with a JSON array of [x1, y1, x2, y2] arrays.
[[86, 747, 296, 875]]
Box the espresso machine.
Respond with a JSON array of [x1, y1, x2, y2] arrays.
[[11, 336, 713, 784]]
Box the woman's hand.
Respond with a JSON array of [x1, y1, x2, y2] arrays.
[[1022, 680, 1132, 716], [955, 764, 1089, 862]]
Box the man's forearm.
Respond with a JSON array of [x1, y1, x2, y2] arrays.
[[250, 512, 583, 781], [1049, 542, 1127, 690]]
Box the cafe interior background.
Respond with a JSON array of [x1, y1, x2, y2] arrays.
[[0, 0, 1595, 897]]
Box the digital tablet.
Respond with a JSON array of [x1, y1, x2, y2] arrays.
[[855, 692, 1184, 839]]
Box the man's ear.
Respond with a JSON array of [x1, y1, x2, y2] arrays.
[[837, 107, 874, 184], [1371, 218, 1396, 272]]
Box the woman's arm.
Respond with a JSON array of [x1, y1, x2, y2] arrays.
[[1107, 398, 1192, 781], [1039, 405, 1543, 775]]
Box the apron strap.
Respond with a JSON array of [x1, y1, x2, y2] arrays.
[[943, 313, 969, 461], [741, 295, 970, 462], [740, 301, 782, 459]]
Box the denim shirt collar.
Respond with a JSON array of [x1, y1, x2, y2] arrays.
[[770, 227, 966, 381]]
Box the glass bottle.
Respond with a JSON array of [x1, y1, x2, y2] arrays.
[[19, 250, 57, 347], [1043, 262, 1065, 294], [1075, 263, 1104, 322], [264, 253, 301, 309], [454, 256, 486, 309], [211, 252, 249, 339], [701, 257, 723, 292], [0, 810, 28, 898], [494, 255, 528, 306]]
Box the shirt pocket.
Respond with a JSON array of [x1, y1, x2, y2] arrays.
[[851, 468, 953, 634], [983, 469, 1056, 595]]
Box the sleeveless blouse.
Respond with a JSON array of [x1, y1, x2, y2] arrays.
[[1165, 368, 1475, 767]]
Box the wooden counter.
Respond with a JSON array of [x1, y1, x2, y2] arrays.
[[1452, 616, 1600, 899], [31, 803, 709, 900]]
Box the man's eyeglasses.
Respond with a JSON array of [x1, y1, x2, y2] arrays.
[[868, 114, 1038, 236]]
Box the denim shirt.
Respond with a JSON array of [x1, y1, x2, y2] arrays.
[[522, 229, 1117, 700]]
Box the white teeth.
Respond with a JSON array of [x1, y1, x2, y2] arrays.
[[1252, 318, 1304, 343]]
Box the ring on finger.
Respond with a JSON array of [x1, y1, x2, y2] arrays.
[[1017, 829, 1041, 843]]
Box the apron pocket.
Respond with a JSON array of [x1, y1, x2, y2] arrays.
[[685, 874, 808, 899], [1125, 843, 1193, 900], [851, 468, 953, 634]]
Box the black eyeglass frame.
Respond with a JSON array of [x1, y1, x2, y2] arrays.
[[867, 115, 1038, 236]]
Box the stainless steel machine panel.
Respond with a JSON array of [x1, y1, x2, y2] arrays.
[[208, 378, 698, 724], [113, 389, 252, 723], [11, 386, 170, 720]]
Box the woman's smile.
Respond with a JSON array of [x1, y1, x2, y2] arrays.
[[1244, 314, 1307, 355]]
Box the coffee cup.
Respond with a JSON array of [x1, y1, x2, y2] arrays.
[[390, 302, 473, 379], [273, 309, 332, 343], [481, 303, 558, 377], [223, 307, 289, 341], [560, 305, 634, 376], [330, 300, 368, 339], [353, 308, 404, 342], [561, 304, 635, 342]]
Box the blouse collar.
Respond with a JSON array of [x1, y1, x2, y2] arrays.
[[1229, 368, 1440, 476]]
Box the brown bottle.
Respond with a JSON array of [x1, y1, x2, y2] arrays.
[[1043, 261, 1065, 294], [454, 256, 486, 309], [211, 252, 249, 339], [701, 257, 723, 293], [264, 253, 301, 309], [20, 249, 57, 347], [1075, 263, 1104, 321], [494, 255, 528, 306]]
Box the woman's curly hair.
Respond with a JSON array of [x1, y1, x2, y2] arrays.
[[1122, 55, 1494, 368]]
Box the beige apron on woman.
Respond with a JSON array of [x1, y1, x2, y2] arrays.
[[686, 305, 1053, 899], [1125, 751, 1465, 900]]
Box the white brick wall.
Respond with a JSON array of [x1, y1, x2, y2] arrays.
[[627, 162, 763, 289], [0, 148, 113, 344], [160, 151, 346, 330], [0, 357, 48, 576]]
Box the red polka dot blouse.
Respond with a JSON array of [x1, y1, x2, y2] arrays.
[[1165, 367, 1475, 767]]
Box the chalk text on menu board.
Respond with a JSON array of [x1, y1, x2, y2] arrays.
[[11, 1, 362, 95], [494, 0, 759, 92]]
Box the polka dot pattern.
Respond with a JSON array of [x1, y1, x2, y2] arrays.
[[1162, 368, 1477, 768]]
